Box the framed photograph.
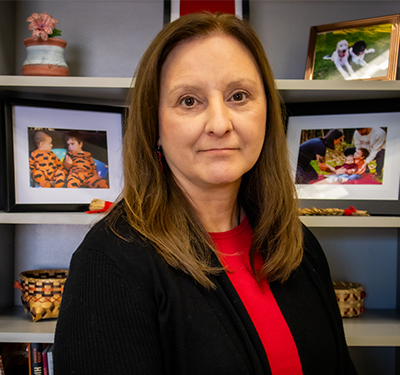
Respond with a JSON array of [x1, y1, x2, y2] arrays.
[[285, 98, 400, 215], [3, 98, 125, 212], [305, 14, 400, 81], [164, 0, 249, 24]]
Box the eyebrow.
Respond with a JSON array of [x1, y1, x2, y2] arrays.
[[168, 84, 205, 96], [226, 79, 259, 90], [168, 78, 259, 96]]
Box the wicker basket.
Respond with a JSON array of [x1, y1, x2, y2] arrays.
[[333, 281, 366, 318], [14, 269, 68, 322]]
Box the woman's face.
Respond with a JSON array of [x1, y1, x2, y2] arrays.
[[334, 136, 344, 147], [158, 34, 267, 194]]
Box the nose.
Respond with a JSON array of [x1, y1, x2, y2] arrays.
[[204, 96, 233, 137]]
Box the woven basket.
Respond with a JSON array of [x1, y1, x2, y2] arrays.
[[333, 281, 366, 318], [15, 269, 68, 322]]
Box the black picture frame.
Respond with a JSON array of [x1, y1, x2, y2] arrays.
[[285, 98, 400, 216], [2, 98, 125, 212], [164, 0, 249, 25]]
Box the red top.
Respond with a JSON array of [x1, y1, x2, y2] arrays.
[[210, 217, 303, 375]]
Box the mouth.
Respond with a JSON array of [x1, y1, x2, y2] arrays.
[[199, 148, 238, 154]]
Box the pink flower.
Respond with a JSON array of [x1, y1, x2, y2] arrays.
[[27, 13, 58, 41]]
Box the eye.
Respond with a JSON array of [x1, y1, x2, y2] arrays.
[[180, 96, 197, 107], [230, 91, 248, 102]]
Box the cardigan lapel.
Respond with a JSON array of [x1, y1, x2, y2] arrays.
[[210, 269, 273, 375]]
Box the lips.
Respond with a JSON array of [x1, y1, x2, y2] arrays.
[[199, 147, 238, 153]]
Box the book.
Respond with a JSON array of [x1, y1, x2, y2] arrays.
[[28, 343, 43, 375], [42, 345, 50, 375], [46, 344, 54, 375], [0, 354, 5, 375]]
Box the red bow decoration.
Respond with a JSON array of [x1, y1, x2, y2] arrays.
[[85, 200, 113, 214], [343, 206, 357, 216]]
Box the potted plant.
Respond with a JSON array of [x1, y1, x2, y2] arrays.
[[22, 12, 69, 76]]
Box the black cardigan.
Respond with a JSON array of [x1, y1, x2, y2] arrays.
[[54, 215, 357, 374]]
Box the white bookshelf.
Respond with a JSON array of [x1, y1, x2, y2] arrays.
[[1, 305, 398, 347], [0, 306, 56, 343], [0, 212, 398, 227], [1, 77, 399, 352], [300, 215, 400, 228], [276, 79, 400, 102], [2, 76, 400, 103], [0, 212, 102, 225], [0, 76, 133, 105], [343, 309, 400, 347]]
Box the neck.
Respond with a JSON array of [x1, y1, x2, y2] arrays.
[[182, 182, 242, 233]]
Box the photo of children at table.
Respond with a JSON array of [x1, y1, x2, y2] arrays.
[[63, 130, 109, 189], [29, 130, 66, 188], [296, 127, 386, 185]]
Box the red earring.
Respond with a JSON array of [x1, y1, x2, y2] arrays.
[[157, 146, 163, 171]]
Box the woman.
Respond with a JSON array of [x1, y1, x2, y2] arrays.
[[54, 13, 356, 375], [296, 129, 344, 184]]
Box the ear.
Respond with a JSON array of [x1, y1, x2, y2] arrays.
[[157, 137, 162, 147]]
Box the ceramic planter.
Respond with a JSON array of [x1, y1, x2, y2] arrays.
[[22, 37, 69, 76]]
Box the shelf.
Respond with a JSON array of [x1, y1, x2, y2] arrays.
[[0, 76, 133, 105], [343, 309, 400, 347], [0, 306, 398, 346], [0, 306, 56, 343], [277, 79, 400, 103], [300, 216, 400, 228], [0, 212, 102, 225], [1, 76, 400, 103], [0, 212, 399, 226]]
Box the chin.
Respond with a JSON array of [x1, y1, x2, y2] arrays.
[[204, 171, 245, 187]]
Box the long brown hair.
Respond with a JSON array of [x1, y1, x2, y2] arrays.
[[109, 12, 303, 289]]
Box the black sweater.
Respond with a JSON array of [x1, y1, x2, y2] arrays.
[[54, 215, 357, 374]]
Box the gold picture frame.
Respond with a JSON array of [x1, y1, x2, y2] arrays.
[[305, 14, 400, 81]]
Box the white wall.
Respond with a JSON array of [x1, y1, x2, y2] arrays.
[[14, 0, 163, 77], [11, 1, 400, 78]]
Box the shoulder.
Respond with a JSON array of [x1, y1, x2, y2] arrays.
[[73, 213, 170, 288], [69, 212, 187, 312], [70, 214, 156, 290], [76, 214, 156, 266], [371, 127, 386, 137], [301, 138, 325, 150], [309, 138, 326, 156]]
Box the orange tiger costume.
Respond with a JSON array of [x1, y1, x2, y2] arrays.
[[64, 151, 109, 188], [29, 150, 66, 188]]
